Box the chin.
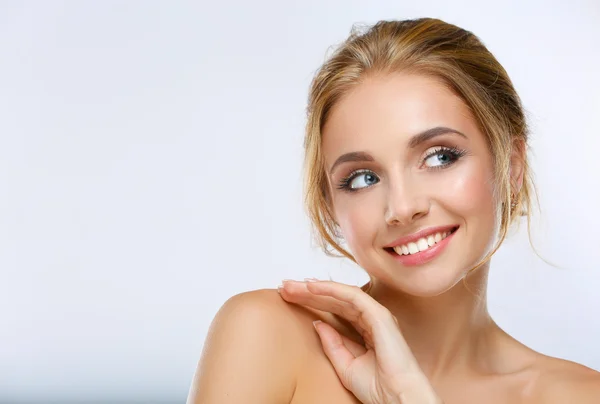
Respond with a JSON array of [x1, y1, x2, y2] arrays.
[[390, 266, 470, 297], [358, 251, 488, 299]]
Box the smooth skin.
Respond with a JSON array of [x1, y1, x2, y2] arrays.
[[188, 73, 600, 403], [280, 279, 442, 403]]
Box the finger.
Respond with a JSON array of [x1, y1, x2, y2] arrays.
[[305, 280, 383, 314], [279, 281, 348, 313], [305, 281, 389, 330], [320, 321, 368, 358], [305, 281, 415, 368], [313, 320, 363, 389], [278, 281, 366, 335]]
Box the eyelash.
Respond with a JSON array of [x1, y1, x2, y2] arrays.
[[422, 146, 467, 170], [336, 146, 467, 192]]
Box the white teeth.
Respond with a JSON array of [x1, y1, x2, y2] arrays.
[[391, 230, 454, 256], [407, 242, 419, 254]]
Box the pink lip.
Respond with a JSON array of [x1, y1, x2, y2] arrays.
[[384, 225, 458, 248], [385, 226, 458, 266]]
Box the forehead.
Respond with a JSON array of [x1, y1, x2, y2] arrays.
[[321, 73, 479, 160]]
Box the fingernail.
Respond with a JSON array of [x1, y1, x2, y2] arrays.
[[277, 285, 283, 293], [304, 277, 319, 282], [312, 320, 322, 330]]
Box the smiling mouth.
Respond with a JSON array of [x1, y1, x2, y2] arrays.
[[384, 226, 459, 256]]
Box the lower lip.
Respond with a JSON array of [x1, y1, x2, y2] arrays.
[[386, 228, 458, 266]]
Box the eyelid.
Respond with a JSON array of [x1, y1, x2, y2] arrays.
[[422, 146, 443, 159], [340, 168, 376, 184], [423, 145, 452, 155], [335, 162, 378, 182]]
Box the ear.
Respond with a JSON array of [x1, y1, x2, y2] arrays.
[[510, 138, 526, 195]]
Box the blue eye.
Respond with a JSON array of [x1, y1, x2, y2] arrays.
[[337, 169, 379, 192], [423, 146, 466, 169]]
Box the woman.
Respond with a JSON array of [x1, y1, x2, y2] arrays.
[[188, 18, 600, 403]]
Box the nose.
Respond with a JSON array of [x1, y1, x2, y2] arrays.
[[384, 179, 430, 226]]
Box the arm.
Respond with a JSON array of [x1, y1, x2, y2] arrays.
[[186, 290, 299, 404]]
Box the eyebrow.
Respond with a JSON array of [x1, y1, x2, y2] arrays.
[[328, 126, 467, 175]]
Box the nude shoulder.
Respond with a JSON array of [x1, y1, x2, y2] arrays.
[[220, 287, 329, 334], [209, 288, 318, 359], [232, 290, 363, 404], [206, 287, 329, 365], [225, 287, 349, 334], [530, 355, 600, 403], [188, 288, 320, 403]]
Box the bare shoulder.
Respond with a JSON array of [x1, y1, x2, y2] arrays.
[[187, 288, 321, 404], [530, 355, 600, 403], [210, 288, 326, 338], [209, 287, 309, 331]]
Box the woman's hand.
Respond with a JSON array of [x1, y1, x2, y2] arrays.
[[278, 279, 443, 404]]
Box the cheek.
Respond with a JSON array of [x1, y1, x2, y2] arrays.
[[441, 158, 499, 237], [450, 166, 495, 213], [334, 193, 380, 252]]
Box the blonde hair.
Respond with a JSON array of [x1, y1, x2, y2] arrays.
[[302, 18, 538, 280]]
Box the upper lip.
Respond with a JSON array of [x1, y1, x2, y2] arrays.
[[384, 225, 459, 248]]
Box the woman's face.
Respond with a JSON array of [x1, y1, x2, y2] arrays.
[[322, 73, 500, 296]]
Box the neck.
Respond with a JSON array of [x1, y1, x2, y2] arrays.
[[366, 262, 501, 382]]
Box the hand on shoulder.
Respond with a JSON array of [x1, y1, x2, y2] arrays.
[[186, 289, 305, 404]]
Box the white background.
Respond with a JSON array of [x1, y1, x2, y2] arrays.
[[1, 1, 599, 402]]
